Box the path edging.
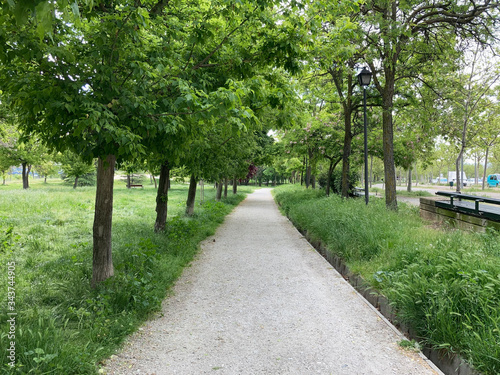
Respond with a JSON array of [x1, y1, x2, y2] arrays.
[[290, 223, 481, 375]]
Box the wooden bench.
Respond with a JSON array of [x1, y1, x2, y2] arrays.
[[129, 184, 143, 188]]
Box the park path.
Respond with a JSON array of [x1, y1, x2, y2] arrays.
[[104, 188, 442, 375]]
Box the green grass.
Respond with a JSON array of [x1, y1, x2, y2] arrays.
[[0, 179, 254, 374], [274, 185, 500, 375], [370, 186, 432, 197]]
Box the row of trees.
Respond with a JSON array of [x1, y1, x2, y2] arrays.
[[2, 0, 499, 287], [259, 0, 500, 201], [0, 0, 310, 287], [0, 122, 96, 188]]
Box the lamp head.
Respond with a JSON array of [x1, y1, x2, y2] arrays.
[[357, 67, 372, 87]]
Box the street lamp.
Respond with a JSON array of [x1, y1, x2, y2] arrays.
[[357, 67, 372, 205]]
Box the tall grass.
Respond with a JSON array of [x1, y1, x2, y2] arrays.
[[0, 180, 253, 374], [274, 185, 500, 375]]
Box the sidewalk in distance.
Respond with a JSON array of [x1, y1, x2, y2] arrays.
[[104, 188, 442, 375]]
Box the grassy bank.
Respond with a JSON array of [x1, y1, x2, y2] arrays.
[[274, 185, 500, 375], [0, 180, 253, 374]]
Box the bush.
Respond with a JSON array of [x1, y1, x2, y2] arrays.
[[317, 168, 359, 196]]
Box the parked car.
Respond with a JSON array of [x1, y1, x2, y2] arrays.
[[487, 174, 500, 187], [466, 178, 479, 185]]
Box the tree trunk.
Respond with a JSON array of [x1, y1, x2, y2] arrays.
[[44, 176, 47, 183], [369, 155, 374, 188], [381, 73, 397, 209], [407, 167, 412, 192], [233, 177, 237, 194], [185, 174, 197, 216], [152, 174, 157, 189], [326, 160, 334, 197], [73, 176, 79, 189], [305, 156, 310, 188], [127, 174, 131, 189], [154, 162, 170, 232], [91, 154, 116, 288], [455, 151, 463, 193], [341, 107, 353, 198], [224, 177, 228, 198], [482, 147, 489, 190], [216, 180, 223, 201], [22, 163, 30, 189]]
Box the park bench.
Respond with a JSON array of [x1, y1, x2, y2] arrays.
[[129, 184, 143, 188], [435, 191, 500, 222], [353, 187, 365, 197]]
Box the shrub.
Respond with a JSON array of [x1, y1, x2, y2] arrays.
[[317, 169, 359, 196]]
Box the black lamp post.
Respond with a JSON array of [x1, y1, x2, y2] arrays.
[[357, 67, 372, 205]]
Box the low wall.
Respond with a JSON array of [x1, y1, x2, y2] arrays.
[[420, 197, 500, 232]]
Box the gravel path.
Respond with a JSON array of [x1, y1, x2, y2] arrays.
[[104, 188, 442, 375]]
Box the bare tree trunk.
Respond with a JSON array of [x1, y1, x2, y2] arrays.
[[305, 155, 310, 188], [91, 154, 116, 288], [73, 176, 79, 189], [326, 159, 334, 196], [152, 175, 157, 189], [127, 174, 131, 189], [381, 70, 397, 209], [224, 177, 228, 198], [482, 147, 489, 190], [341, 111, 353, 198], [455, 150, 463, 193], [22, 163, 30, 189], [407, 167, 412, 192], [185, 174, 197, 216], [215, 181, 223, 201], [233, 177, 237, 194], [154, 162, 170, 232], [369, 155, 373, 188]]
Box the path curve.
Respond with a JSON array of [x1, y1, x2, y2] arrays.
[[104, 188, 442, 375]]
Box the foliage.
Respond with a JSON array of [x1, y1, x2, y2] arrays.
[[274, 185, 500, 375], [0, 181, 253, 373], [59, 151, 96, 187], [317, 168, 359, 196]]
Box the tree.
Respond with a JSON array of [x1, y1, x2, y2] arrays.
[[360, 0, 499, 208], [3, 0, 312, 286], [475, 102, 500, 189], [439, 46, 500, 192], [0, 123, 46, 189], [34, 159, 59, 183], [59, 151, 95, 189]]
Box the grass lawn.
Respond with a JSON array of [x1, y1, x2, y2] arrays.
[[0, 178, 254, 374], [274, 185, 500, 375]]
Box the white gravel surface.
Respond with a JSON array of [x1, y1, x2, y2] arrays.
[[104, 188, 442, 375]]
